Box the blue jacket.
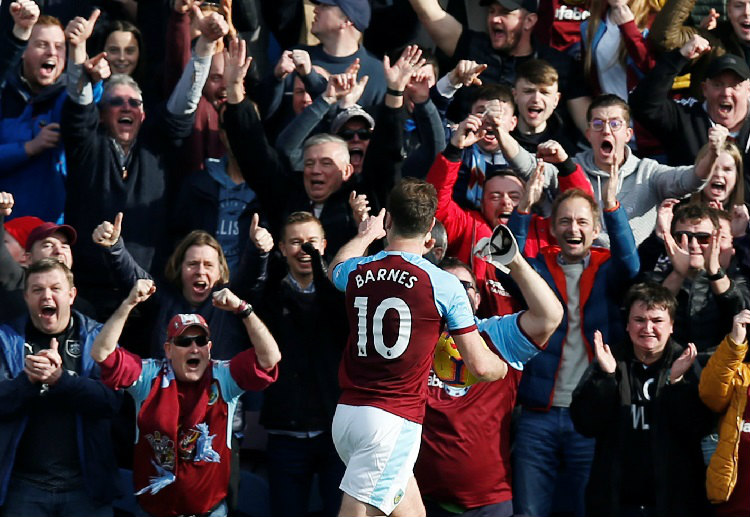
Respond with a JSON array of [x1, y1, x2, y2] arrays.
[[513, 204, 640, 410], [0, 311, 121, 504]]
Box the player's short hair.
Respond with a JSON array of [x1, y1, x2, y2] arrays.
[[550, 189, 601, 230], [624, 282, 677, 321], [671, 203, 719, 234], [515, 59, 558, 87], [282, 211, 325, 240], [25, 257, 74, 291], [587, 94, 631, 125], [165, 230, 230, 289], [387, 178, 438, 238]]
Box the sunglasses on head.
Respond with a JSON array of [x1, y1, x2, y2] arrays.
[[459, 280, 476, 292], [673, 230, 712, 245], [172, 334, 209, 348], [105, 96, 143, 109], [589, 118, 625, 132], [338, 128, 372, 141]]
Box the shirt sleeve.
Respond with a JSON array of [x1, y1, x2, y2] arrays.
[[224, 348, 279, 395], [332, 256, 367, 292], [476, 312, 540, 370], [98, 347, 144, 390]]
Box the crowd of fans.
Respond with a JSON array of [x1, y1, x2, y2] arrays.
[[2, 0, 750, 515]]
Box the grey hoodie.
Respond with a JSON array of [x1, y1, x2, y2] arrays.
[[508, 145, 706, 247]]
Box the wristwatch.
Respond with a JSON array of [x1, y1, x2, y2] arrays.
[[235, 300, 254, 319], [707, 268, 726, 281]]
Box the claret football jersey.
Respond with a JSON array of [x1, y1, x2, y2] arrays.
[[332, 250, 477, 423]]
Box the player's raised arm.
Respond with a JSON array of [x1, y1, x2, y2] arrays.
[[328, 208, 386, 281]]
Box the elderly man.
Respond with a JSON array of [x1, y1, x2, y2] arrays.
[[570, 282, 714, 516], [222, 43, 361, 258], [61, 5, 228, 319], [91, 279, 281, 517], [631, 38, 750, 205], [0, 258, 121, 517]]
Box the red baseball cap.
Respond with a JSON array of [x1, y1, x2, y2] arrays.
[[4, 216, 44, 250], [166, 313, 210, 340]]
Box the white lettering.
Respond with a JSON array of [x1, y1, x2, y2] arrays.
[[355, 275, 364, 288], [377, 269, 387, 281], [631, 405, 650, 430], [353, 268, 419, 289]]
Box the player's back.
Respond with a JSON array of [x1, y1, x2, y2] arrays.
[[332, 251, 476, 423]]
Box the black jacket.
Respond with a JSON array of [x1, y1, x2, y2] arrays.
[[222, 98, 360, 260], [630, 49, 750, 205], [61, 97, 194, 312], [251, 247, 346, 431], [570, 339, 714, 517]]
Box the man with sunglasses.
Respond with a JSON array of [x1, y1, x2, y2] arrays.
[[60, 6, 228, 323], [646, 204, 750, 363], [91, 279, 281, 517], [495, 94, 718, 247]]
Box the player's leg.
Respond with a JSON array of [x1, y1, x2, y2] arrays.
[[390, 476, 425, 517], [332, 405, 422, 517]]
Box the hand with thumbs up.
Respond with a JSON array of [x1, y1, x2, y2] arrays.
[[193, 5, 229, 57], [65, 9, 101, 64], [249, 213, 274, 253], [92, 212, 123, 248]]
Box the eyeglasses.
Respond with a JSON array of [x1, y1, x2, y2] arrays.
[[459, 280, 476, 292], [172, 335, 209, 348], [338, 128, 372, 141], [589, 118, 626, 132], [105, 96, 143, 109], [673, 231, 712, 245]]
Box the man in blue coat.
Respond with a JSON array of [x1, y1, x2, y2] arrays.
[[508, 163, 640, 516], [0, 258, 121, 516]]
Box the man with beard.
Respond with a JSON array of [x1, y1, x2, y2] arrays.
[[510, 166, 639, 516], [0, 259, 121, 516], [408, 0, 591, 133], [427, 112, 591, 317], [497, 94, 717, 246]]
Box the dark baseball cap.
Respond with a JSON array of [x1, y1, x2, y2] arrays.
[[311, 0, 371, 32], [25, 222, 77, 251], [706, 54, 750, 81], [479, 0, 538, 13]]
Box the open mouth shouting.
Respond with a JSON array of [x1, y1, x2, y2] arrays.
[[598, 138, 615, 163], [709, 178, 727, 199], [38, 59, 59, 82], [349, 147, 365, 170]]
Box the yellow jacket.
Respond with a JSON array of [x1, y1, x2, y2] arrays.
[[699, 335, 750, 503]]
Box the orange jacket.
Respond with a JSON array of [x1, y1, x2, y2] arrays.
[[699, 335, 750, 503]]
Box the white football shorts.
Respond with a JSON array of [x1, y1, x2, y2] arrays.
[[332, 404, 422, 515]]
